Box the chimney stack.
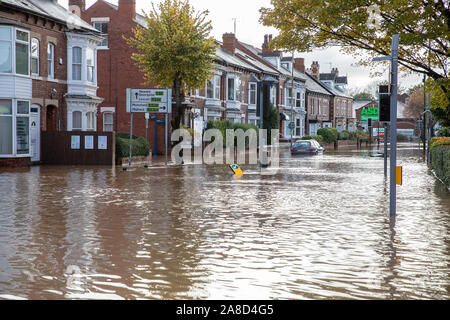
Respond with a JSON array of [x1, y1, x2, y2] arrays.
[[119, 0, 136, 20], [222, 33, 237, 54], [310, 61, 320, 80], [294, 58, 305, 72], [262, 34, 274, 54], [68, 0, 85, 16], [331, 67, 339, 78]]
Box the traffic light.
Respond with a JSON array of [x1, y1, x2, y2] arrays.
[[368, 118, 372, 127], [379, 85, 391, 122]]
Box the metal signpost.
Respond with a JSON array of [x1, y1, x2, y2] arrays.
[[126, 88, 172, 166]]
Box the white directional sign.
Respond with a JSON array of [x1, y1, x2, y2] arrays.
[[126, 88, 172, 113]]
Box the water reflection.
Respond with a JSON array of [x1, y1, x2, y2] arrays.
[[0, 143, 449, 300]]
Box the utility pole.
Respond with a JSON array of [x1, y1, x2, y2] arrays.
[[232, 18, 237, 35], [389, 35, 399, 217], [290, 52, 295, 150], [373, 34, 400, 217]]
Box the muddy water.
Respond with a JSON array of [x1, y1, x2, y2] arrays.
[[0, 144, 449, 300]]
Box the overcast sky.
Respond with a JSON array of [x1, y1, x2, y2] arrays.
[[60, 0, 423, 93]]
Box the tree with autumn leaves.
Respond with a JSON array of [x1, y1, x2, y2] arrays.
[[260, 0, 449, 125], [126, 0, 216, 130]]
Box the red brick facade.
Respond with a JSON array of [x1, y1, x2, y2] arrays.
[[76, 0, 169, 154], [0, 3, 70, 166]]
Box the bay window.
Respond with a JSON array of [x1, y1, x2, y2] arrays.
[[48, 43, 54, 78], [72, 111, 82, 130], [0, 27, 12, 74], [31, 38, 39, 75], [86, 112, 95, 131], [214, 76, 220, 99], [286, 87, 293, 107], [296, 91, 301, 108], [249, 83, 257, 106], [0, 100, 13, 155], [0, 100, 30, 156], [72, 47, 82, 80], [86, 48, 95, 83], [227, 78, 235, 101], [15, 30, 29, 75]]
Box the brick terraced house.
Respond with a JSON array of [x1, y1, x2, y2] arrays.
[[0, 0, 102, 167]]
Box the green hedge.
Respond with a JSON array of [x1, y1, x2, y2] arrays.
[[116, 132, 150, 159], [338, 130, 358, 141], [317, 127, 339, 144], [431, 146, 450, 187], [206, 120, 259, 148], [301, 135, 324, 143]]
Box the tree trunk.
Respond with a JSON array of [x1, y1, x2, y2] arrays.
[[171, 73, 183, 131]]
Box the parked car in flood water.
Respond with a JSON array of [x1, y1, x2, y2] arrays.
[[291, 140, 325, 155]]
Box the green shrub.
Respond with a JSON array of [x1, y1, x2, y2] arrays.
[[206, 120, 259, 148], [437, 127, 450, 137], [317, 127, 339, 144], [116, 132, 150, 159], [431, 146, 450, 187], [397, 133, 410, 141], [301, 135, 324, 143]]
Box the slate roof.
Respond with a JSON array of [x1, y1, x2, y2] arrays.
[[215, 46, 259, 73], [2, 0, 98, 32], [304, 73, 333, 96]]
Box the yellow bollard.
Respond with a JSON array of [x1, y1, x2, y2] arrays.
[[396, 166, 403, 185], [230, 164, 243, 177]]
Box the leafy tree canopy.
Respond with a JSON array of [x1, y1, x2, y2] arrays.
[[353, 92, 375, 101], [126, 0, 216, 129], [260, 0, 449, 125]]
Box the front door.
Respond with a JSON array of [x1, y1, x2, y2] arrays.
[[30, 105, 40, 162]]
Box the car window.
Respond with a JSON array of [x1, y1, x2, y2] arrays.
[[312, 140, 320, 147], [293, 141, 311, 148]]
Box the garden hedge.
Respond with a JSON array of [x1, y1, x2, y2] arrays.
[[116, 132, 150, 159]]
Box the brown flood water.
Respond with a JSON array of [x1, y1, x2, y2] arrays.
[[0, 143, 449, 300]]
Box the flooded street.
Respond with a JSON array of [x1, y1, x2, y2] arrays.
[[0, 143, 449, 300]]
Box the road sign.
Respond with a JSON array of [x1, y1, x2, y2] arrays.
[[126, 88, 172, 113], [361, 106, 379, 121], [373, 128, 385, 137], [288, 122, 295, 130]]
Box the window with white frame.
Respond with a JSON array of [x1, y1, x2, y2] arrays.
[[103, 112, 114, 132], [47, 43, 55, 78], [0, 26, 13, 74], [72, 111, 82, 130], [72, 46, 82, 80], [324, 99, 328, 115], [93, 22, 108, 48], [296, 118, 301, 137], [206, 75, 221, 99], [86, 112, 95, 131], [15, 29, 29, 76], [0, 100, 30, 156], [249, 82, 257, 105], [215, 76, 220, 99], [296, 91, 301, 108], [206, 77, 214, 99], [318, 99, 321, 115], [285, 87, 293, 107], [86, 48, 95, 83], [236, 78, 242, 102], [270, 86, 276, 106], [16, 101, 29, 155], [0, 100, 13, 155], [31, 38, 39, 76], [227, 77, 235, 101]]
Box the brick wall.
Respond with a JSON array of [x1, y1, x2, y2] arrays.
[[81, 1, 170, 154]]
